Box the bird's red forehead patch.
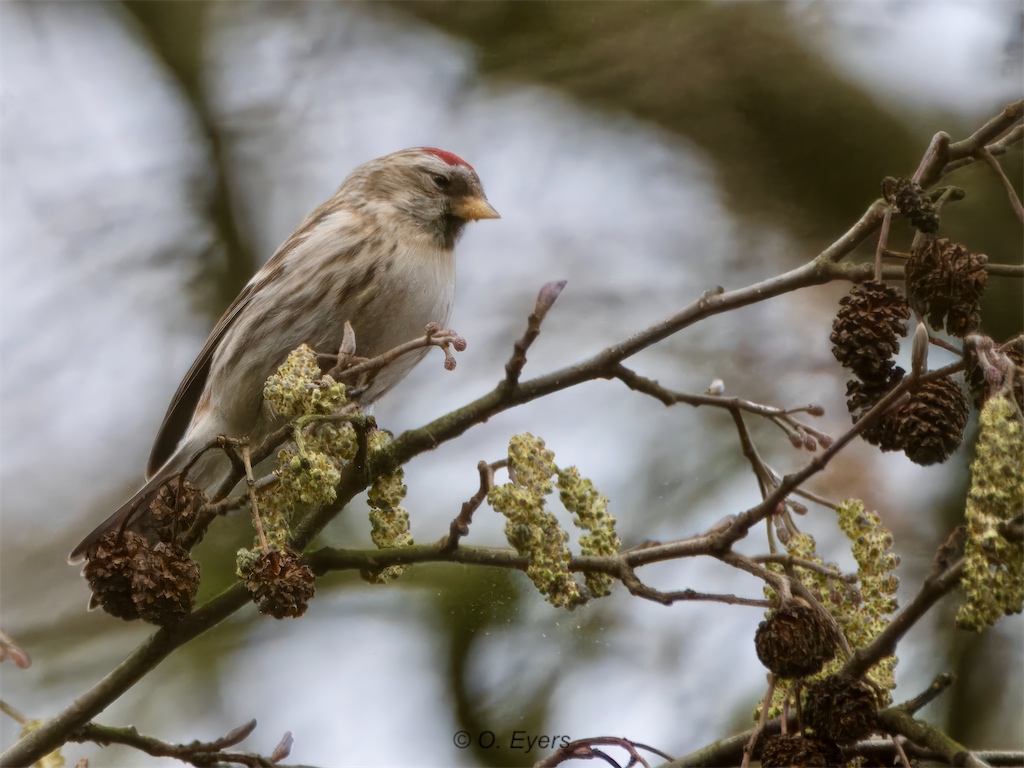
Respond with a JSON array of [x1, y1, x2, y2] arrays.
[[421, 147, 473, 169]]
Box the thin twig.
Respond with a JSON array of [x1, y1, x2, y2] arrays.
[[843, 548, 965, 679], [874, 205, 893, 283], [976, 146, 1024, 223], [534, 737, 672, 768], [439, 459, 504, 554], [944, 122, 1023, 174], [614, 365, 829, 450], [326, 324, 466, 383], [742, 676, 776, 768], [892, 734, 912, 768], [68, 720, 302, 768], [750, 554, 856, 582], [505, 279, 567, 387], [895, 673, 955, 716], [727, 407, 776, 498], [241, 443, 268, 553], [616, 563, 769, 608]]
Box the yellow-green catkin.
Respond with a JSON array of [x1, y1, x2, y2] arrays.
[[957, 395, 1024, 631], [759, 500, 899, 719], [558, 466, 620, 597], [238, 345, 353, 573], [365, 430, 413, 584], [489, 434, 583, 609], [263, 344, 347, 418], [488, 434, 620, 609], [835, 499, 899, 695]]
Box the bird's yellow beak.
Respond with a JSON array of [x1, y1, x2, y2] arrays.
[[452, 195, 500, 221]]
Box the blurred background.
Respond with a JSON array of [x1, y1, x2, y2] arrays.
[[1, 2, 1021, 765]]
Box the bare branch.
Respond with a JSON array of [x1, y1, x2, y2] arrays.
[[877, 707, 992, 768], [976, 146, 1024, 223], [616, 563, 769, 608], [439, 459, 504, 554], [534, 736, 672, 768], [750, 554, 857, 583], [67, 720, 310, 768], [894, 673, 955, 716], [505, 279, 567, 387], [327, 323, 467, 385]]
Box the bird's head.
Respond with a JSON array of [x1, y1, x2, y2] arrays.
[[341, 147, 499, 248]]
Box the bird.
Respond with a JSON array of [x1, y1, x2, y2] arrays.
[[70, 147, 498, 563]]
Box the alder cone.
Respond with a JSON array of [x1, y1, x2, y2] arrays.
[[896, 377, 969, 465], [845, 372, 905, 452], [754, 603, 838, 678], [882, 175, 939, 233], [83, 531, 200, 625], [906, 238, 987, 337], [831, 282, 909, 383], [760, 734, 843, 768], [804, 674, 878, 744], [243, 548, 317, 619]]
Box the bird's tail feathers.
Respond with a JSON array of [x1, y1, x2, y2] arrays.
[[67, 465, 181, 565]]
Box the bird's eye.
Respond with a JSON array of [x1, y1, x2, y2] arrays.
[[431, 173, 451, 190]]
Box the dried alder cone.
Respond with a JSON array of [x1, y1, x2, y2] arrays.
[[882, 175, 940, 233], [844, 374, 905, 452], [83, 531, 200, 625], [242, 548, 317, 619], [831, 276, 974, 463], [830, 281, 909, 383], [754, 602, 839, 678], [803, 674, 878, 744], [832, 281, 912, 454], [895, 376, 970, 465], [906, 237, 988, 337], [759, 734, 844, 768], [82, 479, 206, 623]]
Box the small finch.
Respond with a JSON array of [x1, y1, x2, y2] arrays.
[[70, 148, 498, 562]]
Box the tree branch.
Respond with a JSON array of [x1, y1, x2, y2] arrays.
[[68, 719, 307, 768], [6, 102, 1019, 767]]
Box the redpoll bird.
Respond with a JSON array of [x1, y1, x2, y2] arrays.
[[70, 148, 498, 562]]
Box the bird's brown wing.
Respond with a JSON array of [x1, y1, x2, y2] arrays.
[[145, 199, 339, 476], [145, 277, 262, 477]]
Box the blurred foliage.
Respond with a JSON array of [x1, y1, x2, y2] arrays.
[[395, 0, 1022, 335], [395, 1, 922, 239], [120, 1, 255, 312]]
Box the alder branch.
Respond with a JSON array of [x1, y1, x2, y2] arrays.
[[943, 122, 1023, 175], [750, 554, 857, 583], [534, 736, 672, 768], [926, 98, 1023, 185], [504, 279, 567, 387], [895, 673, 955, 716], [439, 459, 506, 554], [976, 146, 1024, 222], [67, 720, 306, 768], [614, 562, 770, 608], [613, 365, 831, 451], [6, 102, 1020, 767], [877, 708, 991, 768]]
